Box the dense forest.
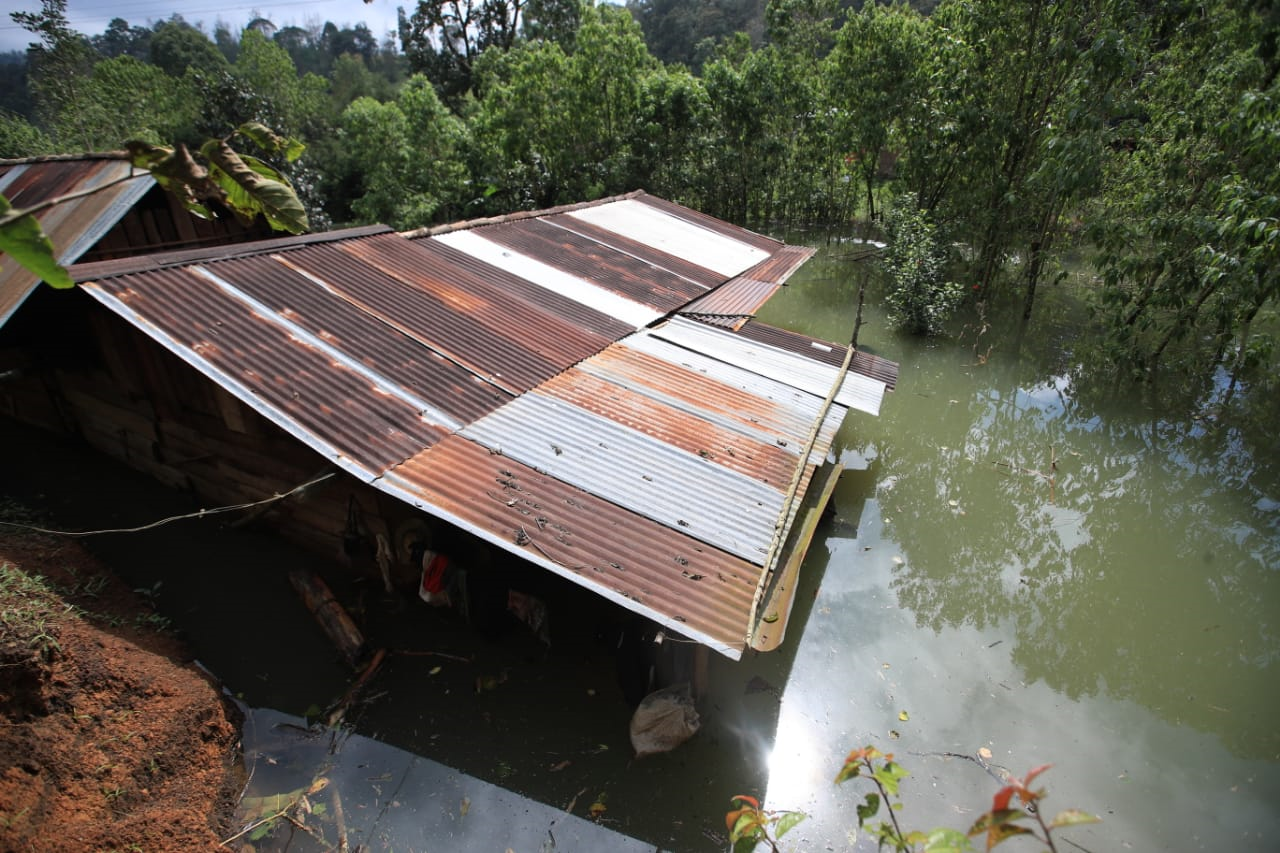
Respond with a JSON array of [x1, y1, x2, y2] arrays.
[[2, 0, 1277, 395]]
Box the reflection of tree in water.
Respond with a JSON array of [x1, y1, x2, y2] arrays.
[[870, 355, 1280, 758]]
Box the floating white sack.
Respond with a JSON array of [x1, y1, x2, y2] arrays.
[[629, 683, 700, 757]]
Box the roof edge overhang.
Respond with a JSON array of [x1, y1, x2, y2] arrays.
[[70, 224, 394, 283]]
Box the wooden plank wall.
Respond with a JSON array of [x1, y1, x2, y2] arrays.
[[79, 187, 278, 263], [0, 295, 434, 591]]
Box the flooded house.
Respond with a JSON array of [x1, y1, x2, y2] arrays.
[[1, 159, 897, 699]]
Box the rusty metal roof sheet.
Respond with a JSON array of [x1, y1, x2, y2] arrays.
[[734, 320, 901, 390], [1, 155, 153, 326], [461, 217, 707, 311], [67, 192, 896, 658], [431, 229, 664, 329], [678, 245, 816, 329], [645, 317, 887, 416], [381, 435, 761, 655]]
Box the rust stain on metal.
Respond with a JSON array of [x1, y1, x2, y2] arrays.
[[475, 218, 708, 309], [387, 435, 760, 651], [735, 321, 900, 389], [545, 214, 724, 291], [1, 156, 151, 325], [538, 369, 797, 486]]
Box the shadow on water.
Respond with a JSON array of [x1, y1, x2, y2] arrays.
[[1, 415, 866, 850]]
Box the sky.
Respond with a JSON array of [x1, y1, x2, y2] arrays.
[[1, 0, 406, 54]]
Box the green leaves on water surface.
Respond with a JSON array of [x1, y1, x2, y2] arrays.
[[0, 193, 73, 289]]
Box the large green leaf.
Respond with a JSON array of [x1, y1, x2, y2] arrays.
[[201, 140, 309, 234], [125, 140, 215, 220], [236, 121, 306, 162], [0, 193, 73, 289], [774, 809, 807, 838]]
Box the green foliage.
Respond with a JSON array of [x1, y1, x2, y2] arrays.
[[0, 560, 66, 659], [338, 77, 470, 227], [0, 194, 73, 288], [127, 122, 310, 233], [149, 18, 228, 78], [0, 121, 308, 292], [827, 2, 929, 222], [1089, 0, 1279, 383], [0, 111, 54, 158], [471, 4, 656, 209], [881, 192, 963, 335], [822, 748, 1099, 852], [725, 794, 806, 853], [50, 55, 197, 149], [398, 0, 525, 101]]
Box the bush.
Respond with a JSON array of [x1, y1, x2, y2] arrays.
[[881, 192, 963, 335]]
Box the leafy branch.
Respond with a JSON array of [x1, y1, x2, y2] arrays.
[[0, 121, 308, 291], [725, 794, 806, 853], [730, 748, 1098, 853]]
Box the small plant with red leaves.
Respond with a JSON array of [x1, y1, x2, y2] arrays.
[[725, 794, 806, 853], [967, 763, 1099, 852]]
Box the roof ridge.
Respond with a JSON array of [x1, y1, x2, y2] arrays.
[[1, 151, 130, 165], [71, 224, 394, 282], [400, 190, 647, 239]]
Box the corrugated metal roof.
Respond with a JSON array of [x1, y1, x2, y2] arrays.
[[651, 317, 887, 415], [678, 245, 815, 329], [381, 435, 760, 656], [564, 198, 771, 278], [68, 191, 896, 658], [1, 155, 153, 326], [734, 320, 901, 390], [464, 217, 708, 311]]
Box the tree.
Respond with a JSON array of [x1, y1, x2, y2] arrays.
[[471, 3, 657, 208], [827, 2, 929, 222], [92, 18, 152, 60], [46, 56, 197, 150], [150, 18, 228, 78], [337, 76, 470, 228], [881, 192, 963, 335], [399, 0, 525, 101], [1090, 0, 1279, 385], [11, 0, 98, 150]]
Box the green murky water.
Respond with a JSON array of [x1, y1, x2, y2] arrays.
[[754, 237, 1280, 851], [5, 236, 1277, 851]]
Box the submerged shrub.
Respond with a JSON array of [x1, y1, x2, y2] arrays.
[[881, 192, 962, 335]]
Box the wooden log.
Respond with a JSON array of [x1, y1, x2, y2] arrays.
[[325, 647, 387, 728], [288, 570, 367, 668]]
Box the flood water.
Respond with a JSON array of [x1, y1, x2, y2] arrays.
[[4, 235, 1278, 852], [752, 238, 1280, 851]]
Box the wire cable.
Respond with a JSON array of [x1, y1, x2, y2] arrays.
[[0, 471, 336, 537]]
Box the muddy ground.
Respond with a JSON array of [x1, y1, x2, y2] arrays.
[[0, 524, 243, 852]]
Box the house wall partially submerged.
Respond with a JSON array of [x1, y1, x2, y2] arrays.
[[3, 190, 898, 659], [0, 285, 439, 591]]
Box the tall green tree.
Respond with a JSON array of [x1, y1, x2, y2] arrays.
[[472, 3, 657, 208], [827, 2, 928, 222], [1091, 0, 1279, 385], [399, 0, 525, 101], [338, 75, 470, 227], [11, 0, 98, 150]]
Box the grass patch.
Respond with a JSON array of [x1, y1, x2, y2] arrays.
[[0, 560, 72, 659]]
